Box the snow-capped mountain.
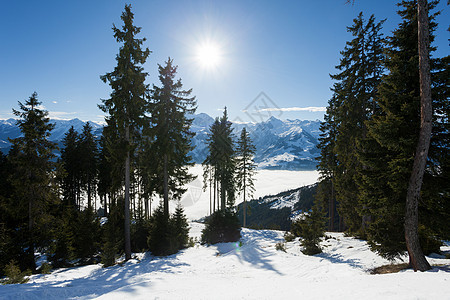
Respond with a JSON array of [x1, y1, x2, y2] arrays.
[[0, 114, 321, 170], [0, 118, 103, 152], [189, 114, 321, 170]]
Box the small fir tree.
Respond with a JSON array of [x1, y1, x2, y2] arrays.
[[235, 127, 257, 227]]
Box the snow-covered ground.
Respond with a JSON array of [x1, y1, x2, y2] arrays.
[[1, 223, 449, 300], [179, 165, 319, 220]]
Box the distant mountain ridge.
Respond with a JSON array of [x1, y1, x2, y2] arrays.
[[0, 114, 321, 170]]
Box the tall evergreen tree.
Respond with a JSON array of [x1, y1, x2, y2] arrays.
[[79, 122, 98, 210], [8, 92, 57, 271], [235, 127, 257, 227], [364, 0, 440, 262], [147, 57, 197, 218], [99, 4, 150, 260], [203, 108, 236, 211], [318, 13, 385, 235], [404, 0, 432, 272], [60, 126, 80, 208]]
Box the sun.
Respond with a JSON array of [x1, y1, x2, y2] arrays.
[[195, 42, 222, 69]]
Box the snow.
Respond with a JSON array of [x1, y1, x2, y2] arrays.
[[1, 224, 449, 300], [179, 165, 319, 220]]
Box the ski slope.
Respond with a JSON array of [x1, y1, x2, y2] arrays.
[[1, 223, 449, 300]]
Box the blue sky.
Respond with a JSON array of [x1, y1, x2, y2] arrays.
[[0, 0, 448, 123]]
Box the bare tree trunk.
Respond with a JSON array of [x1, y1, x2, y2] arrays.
[[243, 168, 247, 228], [404, 0, 432, 272], [213, 176, 216, 214], [88, 180, 92, 210], [209, 174, 212, 215], [124, 125, 131, 261], [163, 154, 169, 218], [330, 179, 335, 231]]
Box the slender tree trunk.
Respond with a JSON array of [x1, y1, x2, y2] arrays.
[[330, 179, 335, 232], [28, 193, 36, 271], [88, 180, 92, 210], [404, 0, 432, 272], [243, 168, 247, 228], [124, 125, 131, 261], [221, 180, 226, 210], [163, 153, 169, 218], [209, 169, 212, 215], [213, 176, 216, 214]]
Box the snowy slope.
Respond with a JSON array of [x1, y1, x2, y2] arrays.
[[1, 224, 449, 300], [179, 165, 319, 220]]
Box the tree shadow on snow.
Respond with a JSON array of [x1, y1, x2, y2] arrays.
[[316, 252, 366, 271], [214, 229, 284, 275], [0, 252, 190, 299]]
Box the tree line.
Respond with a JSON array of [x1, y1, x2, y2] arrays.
[[314, 0, 449, 270], [0, 4, 258, 278]]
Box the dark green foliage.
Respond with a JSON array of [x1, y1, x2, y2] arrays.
[[74, 208, 101, 262], [418, 225, 442, 255], [1, 260, 30, 284], [275, 242, 286, 252], [147, 57, 197, 216], [49, 207, 77, 267], [169, 203, 190, 252], [7, 92, 58, 272], [284, 231, 295, 242], [203, 108, 236, 211], [362, 0, 444, 259], [101, 202, 124, 267], [131, 218, 151, 253], [201, 210, 241, 244], [78, 123, 99, 210], [237, 200, 291, 231], [147, 203, 190, 256], [147, 205, 170, 256], [235, 127, 257, 226], [317, 12, 385, 235], [236, 184, 318, 231], [99, 4, 150, 261], [60, 126, 80, 208], [38, 262, 52, 275], [297, 204, 326, 256]]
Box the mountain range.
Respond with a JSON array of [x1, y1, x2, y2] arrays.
[[0, 114, 322, 170]]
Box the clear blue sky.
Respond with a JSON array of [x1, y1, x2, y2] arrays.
[[0, 0, 448, 123]]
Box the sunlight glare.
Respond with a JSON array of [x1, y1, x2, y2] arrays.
[[196, 42, 222, 69]]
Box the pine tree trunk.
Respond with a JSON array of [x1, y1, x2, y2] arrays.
[[213, 176, 216, 214], [243, 169, 246, 228], [404, 0, 432, 272], [88, 180, 92, 210], [124, 125, 131, 261], [330, 179, 335, 232], [163, 153, 169, 218], [209, 169, 212, 215], [28, 192, 36, 271], [221, 180, 226, 210]]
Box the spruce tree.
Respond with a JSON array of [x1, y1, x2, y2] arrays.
[[79, 122, 98, 210], [365, 0, 440, 262], [235, 127, 257, 227], [404, 0, 433, 272], [8, 92, 57, 271], [147, 57, 197, 218], [203, 108, 236, 210], [60, 126, 80, 208], [99, 4, 150, 260], [318, 13, 384, 235], [298, 202, 326, 256]]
